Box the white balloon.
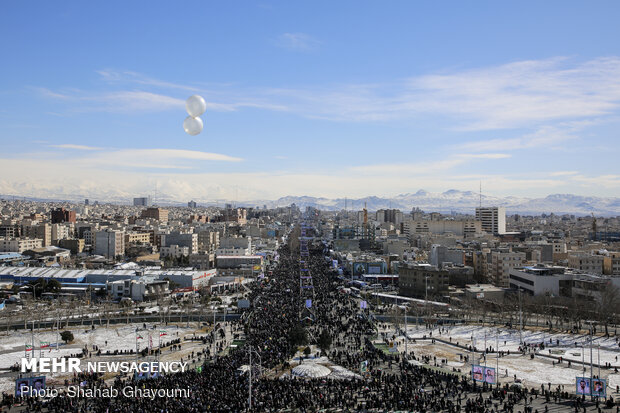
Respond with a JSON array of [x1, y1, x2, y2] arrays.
[[183, 116, 203, 136], [186, 95, 207, 117]]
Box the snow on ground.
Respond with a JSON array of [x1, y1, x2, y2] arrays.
[[0, 323, 198, 354], [0, 323, 206, 395], [0, 348, 77, 370], [382, 324, 620, 391], [497, 356, 583, 386], [403, 325, 620, 367]]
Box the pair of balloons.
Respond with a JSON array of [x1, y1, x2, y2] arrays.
[[183, 95, 206, 135]]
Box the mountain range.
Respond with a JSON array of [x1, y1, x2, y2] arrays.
[[2, 190, 619, 216], [251, 190, 620, 216]]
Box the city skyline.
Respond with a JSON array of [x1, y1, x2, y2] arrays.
[[1, 1, 620, 201]]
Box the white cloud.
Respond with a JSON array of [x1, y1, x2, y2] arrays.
[[276, 33, 320, 51], [8, 147, 242, 174], [456, 153, 511, 159], [38, 57, 620, 128], [350, 153, 510, 177], [80, 148, 242, 170], [49, 144, 102, 151], [456, 124, 579, 153], [408, 57, 620, 130], [37, 87, 184, 113], [350, 159, 466, 176], [221, 56, 620, 127]]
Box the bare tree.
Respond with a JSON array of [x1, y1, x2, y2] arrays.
[[597, 284, 620, 336]]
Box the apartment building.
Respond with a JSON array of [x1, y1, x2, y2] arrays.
[[475, 207, 506, 235]]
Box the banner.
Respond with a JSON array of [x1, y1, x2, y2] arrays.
[[592, 379, 606, 398], [15, 378, 30, 397], [576, 377, 591, 395], [472, 365, 483, 382], [14, 376, 46, 397], [483, 366, 496, 384], [472, 365, 495, 384]]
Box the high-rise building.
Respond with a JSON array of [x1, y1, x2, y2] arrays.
[[133, 197, 153, 207], [188, 200, 197, 208], [475, 207, 506, 235], [51, 208, 76, 224]]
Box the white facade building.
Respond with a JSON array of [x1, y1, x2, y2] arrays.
[[475, 207, 506, 235]]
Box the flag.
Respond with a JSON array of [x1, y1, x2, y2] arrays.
[[159, 330, 167, 337], [136, 334, 144, 340], [25, 345, 33, 352], [196, 366, 202, 373], [305, 299, 312, 308], [360, 300, 368, 309], [149, 334, 153, 350], [40, 342, 50, 348]]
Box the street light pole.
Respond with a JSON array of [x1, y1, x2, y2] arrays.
[[248, 344, 252, 411], [404, 302, 408, 357], [590, 322, 593, 401]]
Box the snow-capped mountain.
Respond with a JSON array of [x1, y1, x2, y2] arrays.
[[2, 190, 619, 216], [252, 190, 620, 216]]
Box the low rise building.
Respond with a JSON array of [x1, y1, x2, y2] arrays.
[[107, 279, 168, 301], [399, 263, 449, 299], [568, 253, 605, 274], [464, 284, 505, 303], [0, 238, 43, 253], [508, 265, 620, 302], [160, 245, 190, 258]]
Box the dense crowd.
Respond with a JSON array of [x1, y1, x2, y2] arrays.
[[1, 229, 614, 412]]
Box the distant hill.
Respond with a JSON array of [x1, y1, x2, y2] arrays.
[[249, 190, 620, 216], [2, 189, 619, 216]]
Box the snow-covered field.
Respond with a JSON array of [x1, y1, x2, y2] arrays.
[[404, 325, 620, 367], [0, 323, 198, 357], [0, 323, 205, 394], [385, 324, 620, 391]]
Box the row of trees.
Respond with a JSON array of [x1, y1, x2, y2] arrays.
[[464, 285, 620, 335]]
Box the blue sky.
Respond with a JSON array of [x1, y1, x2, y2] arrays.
[[1, 1, 619, 202]]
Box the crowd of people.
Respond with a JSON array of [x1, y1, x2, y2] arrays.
[[1, 229, 614, 412]]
